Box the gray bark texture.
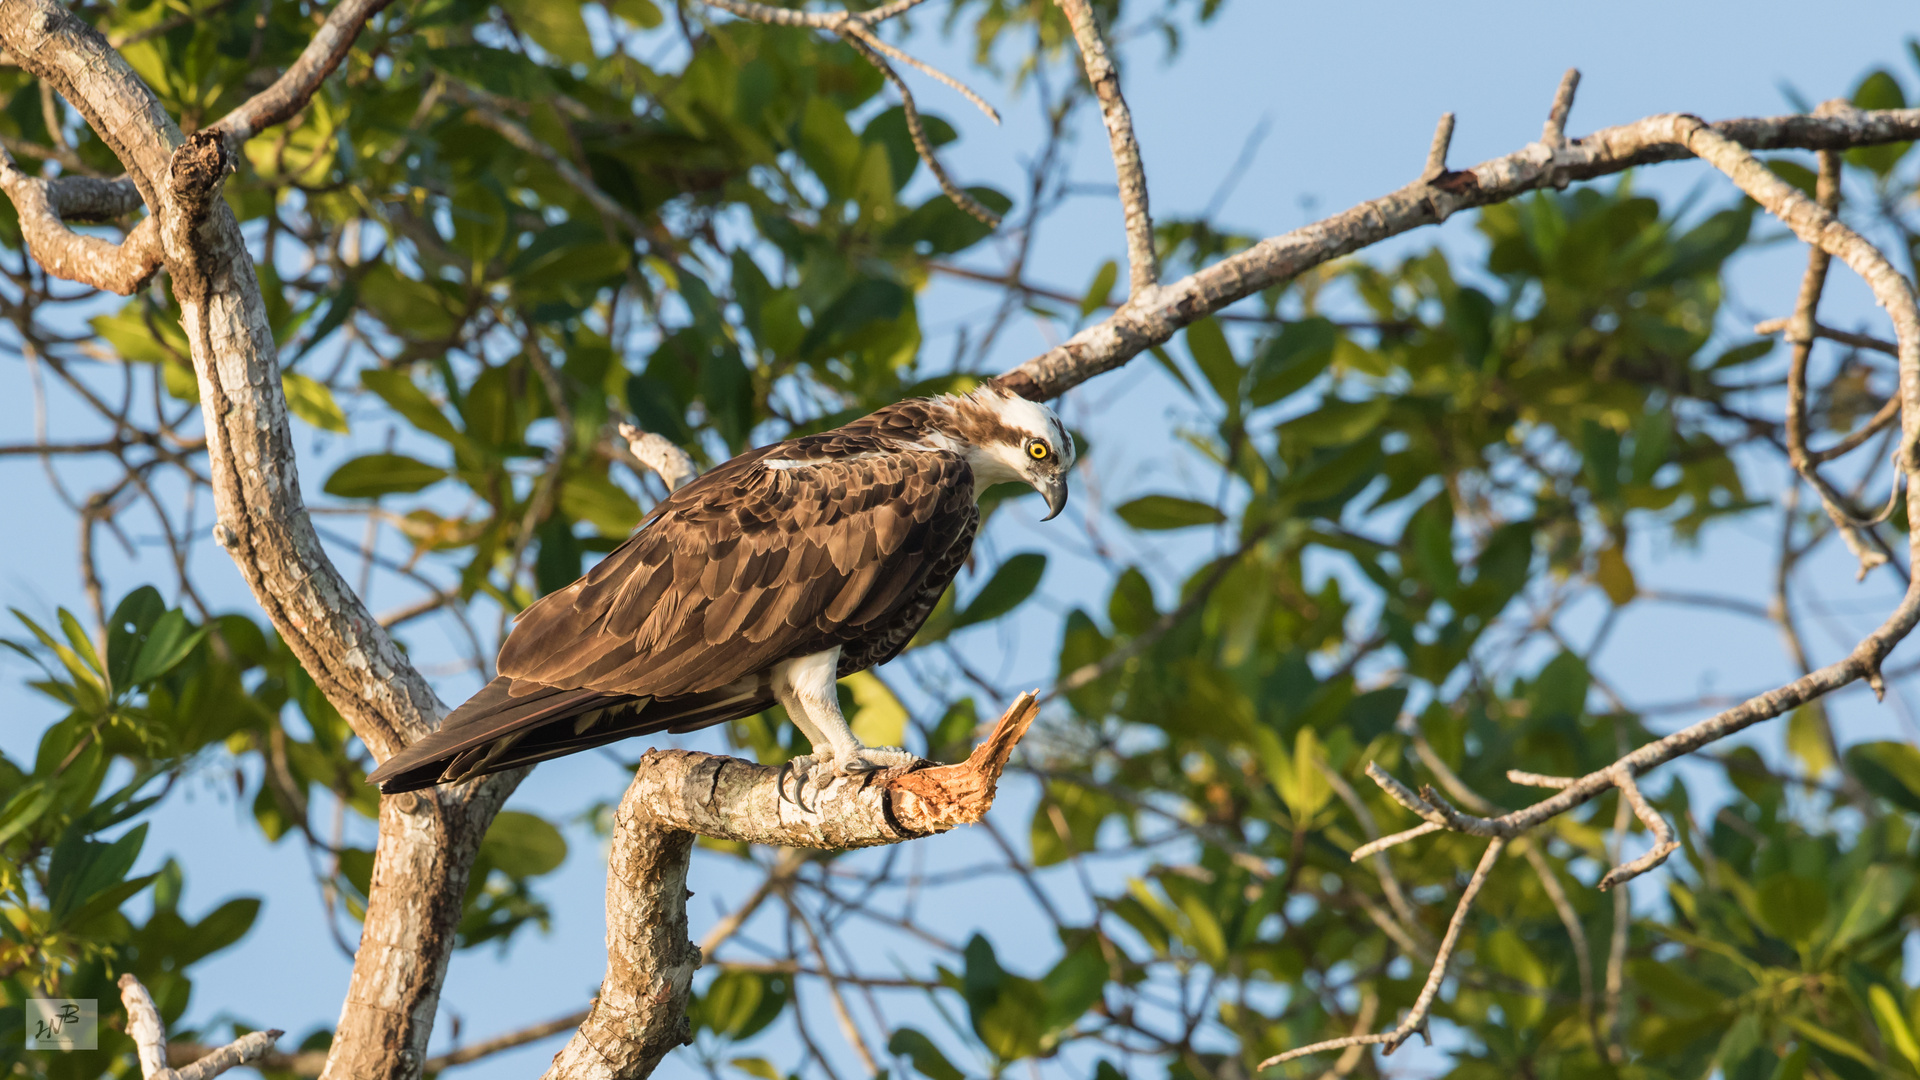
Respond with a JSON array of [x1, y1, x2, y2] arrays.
[[1, 4, 1919, 1078]]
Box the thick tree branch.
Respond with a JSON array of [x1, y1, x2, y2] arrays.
[[0, 152, 158, 294], [542, 694, 1040, 1080], [994, 104, 1920, 401], [0, 9, 521, 1080]]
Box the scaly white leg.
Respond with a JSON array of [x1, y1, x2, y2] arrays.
[[771, 648, 917, 805]]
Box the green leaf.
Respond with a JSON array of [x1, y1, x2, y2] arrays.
[[323, 454, 449, 498], [604, 0, 661, 27], [953, 553, 1046, 628], [177, 897, 262, 966], [559, 472, 642, 536], [1079, 260, 1118, 319], [1766, 158, 1819, 199], [500, 0, 594, 64], [360, 369, 468, 447], [800, 278, 908, 360], [1708, 339, 1775, 371], [1278, 397, 1391, 450], [48, 822, 147, 922], [1283, 727, 1330, 820], [1785, 705, 1833, 777], [1184, 317, 1240, 404], [0, 783, 54, 848], [1826, 864, 1913, 953], [1785, 1016, 1879, 1071], [1116, 495, 1226, 531], [283, 372, 349, 432], [1871, 984, 1920, 1072], [845, 671, 907, 748], [481, 811, 568, 879], [1756, 874, 1827, 945], [888, 1028, 964, 1080], [1040, 943, 1106, 1032], [696, 969, 787, 1040], [1251, 318, 1337, 407], [887, 187, 1011, 255], [106, 586, 168, 694], [1847, 741, 1920, 814], [1847, 70, 1912, 176], [1595, 544, 1636, 605], [126, 609, 206, 688]]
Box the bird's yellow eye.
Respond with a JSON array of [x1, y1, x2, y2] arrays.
[[1027, 440, 1051, 461]]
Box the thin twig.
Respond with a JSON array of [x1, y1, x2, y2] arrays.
[[1261, 837, 1506, 1066], [1051, 0, 1156, 296]]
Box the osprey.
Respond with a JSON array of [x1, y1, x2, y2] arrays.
[[368, 384, 1073, 800]]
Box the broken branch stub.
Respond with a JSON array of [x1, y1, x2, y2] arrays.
[[541, 693, 1041, 1080]]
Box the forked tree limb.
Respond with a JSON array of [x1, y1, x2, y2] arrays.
[[0, 7, 514, 1080], [119, 973, 283, 1080], [0, 150, 158, 294], [541, 694, 1041, 1080], [696, 0, 1002, 225]]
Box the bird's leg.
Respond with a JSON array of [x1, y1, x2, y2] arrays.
[[772, 649, 919, 806]]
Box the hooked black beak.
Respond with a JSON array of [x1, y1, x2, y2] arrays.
[[1038, 475, 1069, 521]]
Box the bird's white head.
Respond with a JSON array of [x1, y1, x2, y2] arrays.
[[937, 384, 1076, 519]]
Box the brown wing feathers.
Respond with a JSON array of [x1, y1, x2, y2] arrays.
[[367, 442, 976, 792]]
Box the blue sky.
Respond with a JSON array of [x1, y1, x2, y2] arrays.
[[3, 2, 1919, 1078]]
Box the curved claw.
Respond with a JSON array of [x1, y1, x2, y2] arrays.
[[777, 755, 824, 812]]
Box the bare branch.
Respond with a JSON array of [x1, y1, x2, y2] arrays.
[[1596, 768, 1680, 891], [1318, 760, 1426, 940], [0, 12, 528, 1080], [0, 151, 158, 294], [119, 974, 282, 1080], [835, 29, 1002, 226], [995, 106, 1920, 401], [1520, 842, 1602, 1052], [1312, 987, 1379, 1080], [1348, 819, 1441, 860], [1542, 68, 1581, 146], [613, 421, 697, 492], [1422, 112, 1455, 181], [698, 0, 1001, 224], [1262, 837, 1506, 1067], [839, 22, 998, 124], [1757, 316, 1898, 357], [211, 0, 397, 143], [1779, 141, 1888, 575], [1052, 0, 1157, 296]]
